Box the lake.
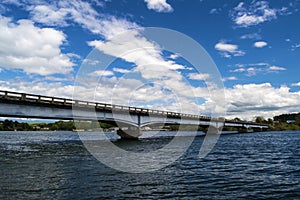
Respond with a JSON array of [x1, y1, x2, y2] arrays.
[[0, 130, 299, 199]]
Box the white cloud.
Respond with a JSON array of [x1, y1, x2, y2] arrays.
[[82, 59, 100, 66], [169, 53, 179, 60], [88, 30, 186, 81], [99, 16, 140, 39], [231, 1, 278, 27], [291, 82, 300, 87], [24, 0, 139, 39], [254, 41, 268, 48], [225, 83, 300, 119], [0, 16, 74, 75], [231, 68, 246, 73], [0, 0, 142, 78], [89, 70, 114, 77], [29, 5, 69, 26], [215, 42, 237, 52], [222, 76, 237, 82], [188, 73, 210, 80], [215, 41, 245, 58], [246, 67, 262, 76], [144, 0, 173, 13], [231, 63, 286, 76], [268, 65, 286, 71], [113, 67, 130, 74]]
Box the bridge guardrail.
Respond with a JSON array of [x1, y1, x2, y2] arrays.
[[0, 90, 206, 119]]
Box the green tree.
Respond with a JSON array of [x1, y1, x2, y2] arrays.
[[3, 120, 15, 130], [267, 118, 273, 125], [255, 116, 267, 124]]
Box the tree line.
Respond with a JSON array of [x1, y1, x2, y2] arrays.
[[0, 120, 114, 131]]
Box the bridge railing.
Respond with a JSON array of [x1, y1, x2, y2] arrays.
[[0, 90, 213, 120]]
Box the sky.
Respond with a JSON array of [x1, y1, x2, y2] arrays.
[[0, 0, 299, 120]]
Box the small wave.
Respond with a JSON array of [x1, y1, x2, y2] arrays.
[[1, 144, 38, 152]]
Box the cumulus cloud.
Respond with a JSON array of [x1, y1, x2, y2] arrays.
[[215, 41, 245, 58], [254, 41, 268, 48], [0, 0, 141, 76], [144, 0, 173, 13], [231, 1, 279, 27], [225, 83, 300, 119], [188, 73, 210, 80], [0, 16, 74, 75]]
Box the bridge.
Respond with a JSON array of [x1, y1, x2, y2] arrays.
[[0, 90, 268, 139]]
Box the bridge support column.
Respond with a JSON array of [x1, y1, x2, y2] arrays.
[[206, 126, 222, 135], [252, 127, 263, 132], [117, 126, 142, 139], [237, 124, 253, 133]]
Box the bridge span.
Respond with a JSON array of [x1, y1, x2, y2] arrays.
[[0, 90, 268, 139]]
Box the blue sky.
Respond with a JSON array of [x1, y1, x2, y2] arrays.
[[0, 0, 299, 120]]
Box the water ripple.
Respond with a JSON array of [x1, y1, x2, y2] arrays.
[[0, 131, 300, 199]]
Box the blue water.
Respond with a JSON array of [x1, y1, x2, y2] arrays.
[[0, 131, 299, 199]]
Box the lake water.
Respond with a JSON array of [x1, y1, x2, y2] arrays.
[[0, 131, 299, 199]]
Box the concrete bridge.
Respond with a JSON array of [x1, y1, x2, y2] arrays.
[[0, 90, 268, 139]]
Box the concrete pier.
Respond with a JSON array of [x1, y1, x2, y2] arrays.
[[117, 127, 142, 139]]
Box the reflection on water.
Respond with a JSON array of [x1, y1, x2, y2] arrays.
[[0, 131, 300, 199]]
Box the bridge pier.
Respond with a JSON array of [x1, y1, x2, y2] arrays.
[[117, 126, 142, 139], [205, 126, 222, 135], [252, 127, 263, 132]]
